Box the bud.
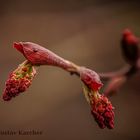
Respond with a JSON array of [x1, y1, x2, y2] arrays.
[[81, 68, 114, 129], [2, 61, 36, 101], [13, 42, 71, 69], [79, 67, 103, 91], [121, 29, 139, 65]]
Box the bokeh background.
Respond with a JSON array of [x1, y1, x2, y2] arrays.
[[0, 0, 140, 140]]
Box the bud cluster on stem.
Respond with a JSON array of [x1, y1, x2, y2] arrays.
[[3, 60, 36, 101], [1, 41, 114, 129], [2, 29, 139, 129]]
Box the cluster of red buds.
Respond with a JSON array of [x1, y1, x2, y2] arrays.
[[2, 29, 140, 130], [1, 41, 115, 129], [80, 67, 114, 129], [2, 61, 36, 101]]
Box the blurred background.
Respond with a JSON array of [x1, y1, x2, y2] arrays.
[[0, 0, 140, 140]]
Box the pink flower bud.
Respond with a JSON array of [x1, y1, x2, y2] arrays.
[[13, 42, 71, 69], [80, 67, 103, 91], [82, 69, 114, 129], [2, 61, 36, 101]]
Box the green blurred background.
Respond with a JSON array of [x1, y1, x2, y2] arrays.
[[0, 0, 140, 140]]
